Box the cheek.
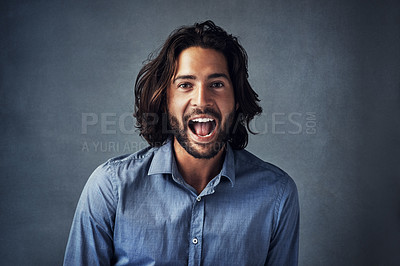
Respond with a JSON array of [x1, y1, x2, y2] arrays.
[[169, 95, 191, 113], [220, 95, 236, 113], [167, 99, 185, 117], [223, 88, 236, 110], [166, 90, 178, 112]]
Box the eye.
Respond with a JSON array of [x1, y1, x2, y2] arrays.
[[211, 82, 224, 88], [178, 83, 192, 89]]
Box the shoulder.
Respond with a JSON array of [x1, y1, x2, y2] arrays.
[[233, 148, 297, 192], [233, 149, 287, 178], [86, 145, 157, 188], [106, 145, 155, 167]]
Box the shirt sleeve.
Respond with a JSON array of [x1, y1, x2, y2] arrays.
[[265, 174, 300, 266], [63, 162, 118, 266]]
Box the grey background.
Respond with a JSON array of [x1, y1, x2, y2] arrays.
[[1, 0, 399, 265]]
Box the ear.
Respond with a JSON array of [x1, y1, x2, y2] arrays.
[[235, 102, 239, 111]]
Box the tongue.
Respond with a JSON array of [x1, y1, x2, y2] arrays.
[[193, 122, 213, 136]]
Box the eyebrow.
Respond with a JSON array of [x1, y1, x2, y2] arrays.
[[173, 73, 229, 83], [173, 75, 196, 83]]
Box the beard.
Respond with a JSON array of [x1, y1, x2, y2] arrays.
[[167, 108, 235, 159]]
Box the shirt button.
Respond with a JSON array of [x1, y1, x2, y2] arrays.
[[196, 196, 201, 202], [192, 238, 198, 244]]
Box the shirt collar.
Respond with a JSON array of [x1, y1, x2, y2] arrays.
[[220, 142, 236, 187], [148, 138, 236, 187], [148, 138, 174, 175]]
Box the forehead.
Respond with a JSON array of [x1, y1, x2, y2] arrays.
[[174, 47, 229, 76]]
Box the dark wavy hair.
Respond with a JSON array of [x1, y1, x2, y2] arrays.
[[134, 20, 262, 149]]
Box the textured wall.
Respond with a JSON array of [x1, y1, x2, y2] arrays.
[[1, 0, 399, 265]]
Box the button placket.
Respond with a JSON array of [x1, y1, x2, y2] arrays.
[[188, 196, 205, 266]]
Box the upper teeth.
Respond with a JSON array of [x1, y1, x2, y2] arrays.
[[191, 118, 214, 123]]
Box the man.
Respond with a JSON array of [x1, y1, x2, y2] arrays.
[[64, 20, 299, 265]]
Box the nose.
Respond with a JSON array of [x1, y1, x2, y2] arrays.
[[192, 84, 212, 107]]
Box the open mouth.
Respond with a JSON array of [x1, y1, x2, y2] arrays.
[[188, 117, 217, 137]]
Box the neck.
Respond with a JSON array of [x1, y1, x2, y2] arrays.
[[173, 138, 226, 194]]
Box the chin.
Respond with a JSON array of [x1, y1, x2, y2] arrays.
[[177, 138, 225, 159]]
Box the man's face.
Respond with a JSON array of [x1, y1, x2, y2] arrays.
[[167, 47, 236, 159]]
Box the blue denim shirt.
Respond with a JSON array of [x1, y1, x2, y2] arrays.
[[64, 139, 299, 265]]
